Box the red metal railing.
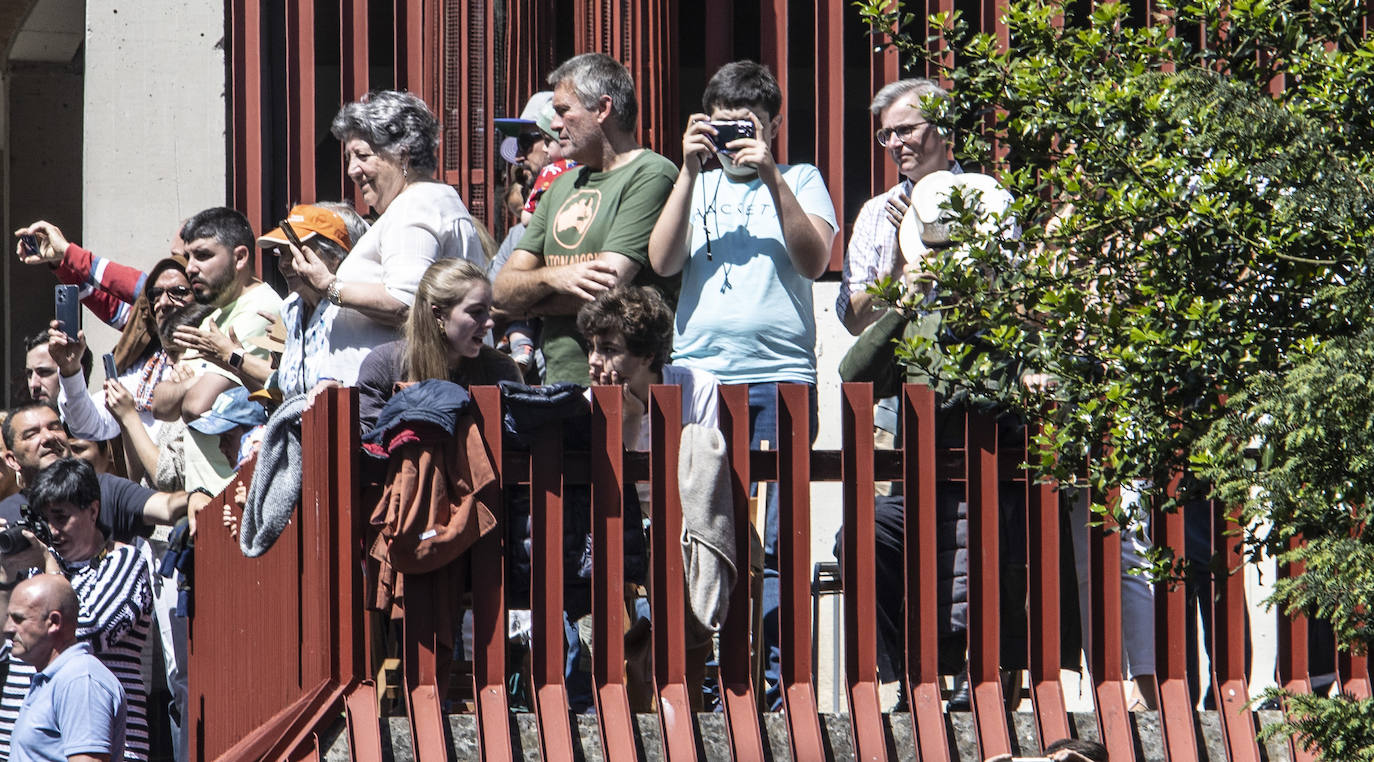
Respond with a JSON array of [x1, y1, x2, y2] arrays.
[[190, 383, 1317, 760]]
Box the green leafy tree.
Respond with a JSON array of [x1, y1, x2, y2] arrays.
[[855, 0, 1374, 755]]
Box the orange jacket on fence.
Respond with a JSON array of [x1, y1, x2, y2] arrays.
[[368, 413, 499, 612]]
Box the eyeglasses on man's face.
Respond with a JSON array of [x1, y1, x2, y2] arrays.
[[148, 285, 193, 303], [875, 121, 931, 147]]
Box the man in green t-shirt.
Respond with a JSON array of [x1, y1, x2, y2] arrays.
[[493, 53, 678, 385]]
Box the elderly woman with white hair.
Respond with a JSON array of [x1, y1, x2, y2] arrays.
[[288, 90, 487, 369]]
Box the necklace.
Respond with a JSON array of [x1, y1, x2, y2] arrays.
[[133, 350, 172, 411]]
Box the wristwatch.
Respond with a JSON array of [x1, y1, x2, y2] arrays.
[[326, 278, 343, 306], [227, 347, 245, 370]]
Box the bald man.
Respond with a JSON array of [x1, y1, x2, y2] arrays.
[[4, 575, 126, 762]]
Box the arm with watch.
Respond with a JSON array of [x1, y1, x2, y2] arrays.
[[170, 318, 272, 391], [290, 240, 409, 327]]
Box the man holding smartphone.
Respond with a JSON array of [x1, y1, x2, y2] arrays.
[[647, 60, 837, 709]]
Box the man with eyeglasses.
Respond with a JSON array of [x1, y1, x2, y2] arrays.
[[838, 78, 954, 335]]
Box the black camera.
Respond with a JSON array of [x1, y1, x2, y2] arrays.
[[708, 120, 756, 151], [0, 505, 53, 556]]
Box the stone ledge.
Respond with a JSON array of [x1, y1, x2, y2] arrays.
[[322, 709, 1294, 760]]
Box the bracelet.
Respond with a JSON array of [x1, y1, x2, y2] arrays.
[[326, 278, 343, 306], [190, 487, 217, 500]]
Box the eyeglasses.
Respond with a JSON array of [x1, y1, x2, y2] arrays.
[[516, 131, 550, 153], [148, 285, 193, 302], [875, 122, 931, 147]]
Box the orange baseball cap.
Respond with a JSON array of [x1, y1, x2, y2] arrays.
[[257, 204, 351, 252]]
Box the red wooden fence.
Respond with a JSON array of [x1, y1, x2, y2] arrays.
[[188, 383, 1343, 760]]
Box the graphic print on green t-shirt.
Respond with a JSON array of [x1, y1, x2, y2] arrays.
[[553, 190, 602, 250], [520, 150, 680, 384]]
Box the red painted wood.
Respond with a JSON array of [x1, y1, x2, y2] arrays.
[[649, 385, 699, 761], [777, 384, 826, 758], [704, 0, 733, 73], [1154, 484, 1201, 760], [401, 569, 452, 760], [900, 385, 952, 760], [589, 386, 639, 759], [287, 0, 316, 208], [1276, 539, 1318, 762], [1339, 651, 1372, 699], [716, 385, 768, 760], [840, 383, 889, 761], [395, 0, 425, 92], [965, 411, 1011, 758], [470, 386, 514, 762], [759, 0, 789, 162], [816, 0, 847, 273], [530, 423, 577, 760], [869, 0, 903, 196], [339, 0, 367, 212], [344, 681, 384, 762], [1089, 487, 1139, 762], [1025, 424, 1072, 749], [230, 0, 264, 233], [1212, 505, 1262, 761]]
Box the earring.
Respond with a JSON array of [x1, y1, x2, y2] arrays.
[[403, 164, 409, 180]]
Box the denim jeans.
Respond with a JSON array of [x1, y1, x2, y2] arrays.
[[751, 381, 818, 711]]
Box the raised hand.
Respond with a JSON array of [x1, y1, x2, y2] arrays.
[[13, 220, 70, 265]]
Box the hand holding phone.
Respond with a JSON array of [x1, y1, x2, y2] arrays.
[[102, 353, 118, 380], [279, 220, 306, 251], [54, 285, 80, 341], [18, 234, 39, 258]]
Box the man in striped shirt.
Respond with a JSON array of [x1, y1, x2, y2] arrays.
[[0, 459, 151, 761]]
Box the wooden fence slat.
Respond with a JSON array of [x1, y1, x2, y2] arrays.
[[777, 384, 827, 757], [1090, 486, 1139, 761], [840, 383, 889, 761], [1212, 505, 1262, 761], [590, 387, 640, 759], [650, 385, 700, 760], [901, 385, 953, 760], [1026, 423, 1072, 749], [531, 423, 577, 760], [966, 411, 1012, 758], [716, 385, 768, 759], [1154, 487, 1202, 761], [470, 386, 514, 762]]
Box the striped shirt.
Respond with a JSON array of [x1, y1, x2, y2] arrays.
[[0, 545, 153, 761]]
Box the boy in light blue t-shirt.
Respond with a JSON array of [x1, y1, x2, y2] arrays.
[[647, 60, 838, 710]]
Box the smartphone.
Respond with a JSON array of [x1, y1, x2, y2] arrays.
[[18, 234, 39, 258], [54, 285, 80, 341], [279, 219, 306, 251], [709, 119, 756, 150], [102, 353, 118, 380]]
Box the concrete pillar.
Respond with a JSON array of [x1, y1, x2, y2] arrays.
[[79, 0, 227, 361]]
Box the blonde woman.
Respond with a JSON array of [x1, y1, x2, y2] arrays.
[[355, 258, 521, 431]]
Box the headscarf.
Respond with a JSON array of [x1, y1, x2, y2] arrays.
[[111, 255, 188, 373]]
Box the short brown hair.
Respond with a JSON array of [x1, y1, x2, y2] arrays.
[[576, 286, 674, 373]]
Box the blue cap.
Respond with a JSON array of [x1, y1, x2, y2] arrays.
[[189, 387, 268, 435]]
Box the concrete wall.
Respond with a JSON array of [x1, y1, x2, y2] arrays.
[[78, 0, 227, 368]]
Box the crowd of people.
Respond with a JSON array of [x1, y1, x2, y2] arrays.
[[0, 50, 1146, 759]]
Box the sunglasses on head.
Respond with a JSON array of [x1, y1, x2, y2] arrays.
[[148, 285, 193, 301]]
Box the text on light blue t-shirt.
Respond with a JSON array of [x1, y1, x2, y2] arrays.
[[672, 163, 837, 385]]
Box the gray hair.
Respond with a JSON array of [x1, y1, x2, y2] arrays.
[[312, 201, 371, 256], [870, 78, 948, 118], [548, 53, 638, 133], [330, 90, 440, 176]]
